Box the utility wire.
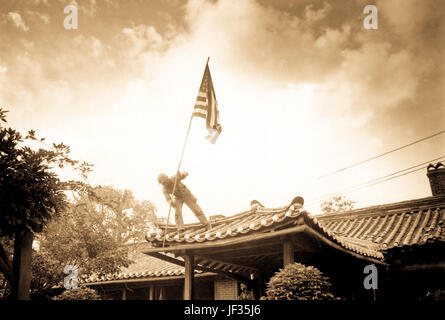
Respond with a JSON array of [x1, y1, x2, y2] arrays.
[[317, 129, 445, 180], [308, 155, 445, 206]]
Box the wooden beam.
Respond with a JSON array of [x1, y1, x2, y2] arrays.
[[283, 239, 294, 266], [145, 252, 257, 280], [196, 242, 284, 259], [183, 255, 194, 300], [196, 256, 258, 274], [402, 262, 445, 271], [202, 250, 281, 264]]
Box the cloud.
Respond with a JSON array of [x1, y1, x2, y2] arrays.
[[377, 0, 445, 47], [30, 0, 49, 5], [118, 25, 166, 57], [73, 35, 104, 58], [0, 0, 443, 218], [58, 0, 98, 16], [183, 0, 354, 84], [4, 12, 29, 31], [338, 42, 421, 111], [26, 9, 50, 24]]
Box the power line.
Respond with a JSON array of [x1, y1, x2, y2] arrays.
[[308, 155, 445, 205], [336, 165, 428, 197], [319, 155, 445, 200], [317, 129, 445, 180]]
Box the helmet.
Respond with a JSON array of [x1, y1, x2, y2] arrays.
[[157, 173, 168, 184]]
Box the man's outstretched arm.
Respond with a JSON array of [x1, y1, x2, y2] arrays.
[[177, 171, 188, 181], [162, 187, 173, 205]]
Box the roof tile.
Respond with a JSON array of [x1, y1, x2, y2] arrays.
[[146, 196, 445, 260]]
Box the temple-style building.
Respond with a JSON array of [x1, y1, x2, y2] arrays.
[[86, 164, 445, 300]]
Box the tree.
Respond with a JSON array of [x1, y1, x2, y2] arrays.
[[30, 185, 158, 299], [84, 185, 158, 244], [262, 262, 339, 300], [321, 195, 355, 214], [0, 108, 92, 299]]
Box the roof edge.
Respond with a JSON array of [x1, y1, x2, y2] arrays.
[[317, 195, 445, 219]]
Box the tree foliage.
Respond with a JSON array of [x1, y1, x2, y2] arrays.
[[321, 195, 355, 214], [263, 263, 339, 300], [238, 283, 255, 300], [0, 108, 158, 299], [53, 287, 101, 300], [0, 108, 92, 299], [30, 185, 158, 298]]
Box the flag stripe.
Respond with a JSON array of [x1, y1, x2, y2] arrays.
[[193, 106, 207, 113], [195, 101, 208, 110], [192, 111, 207, 119]]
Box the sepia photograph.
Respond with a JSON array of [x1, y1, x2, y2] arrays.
[[0, 0, 444, 313]]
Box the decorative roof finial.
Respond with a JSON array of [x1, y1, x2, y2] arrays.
[[290, 196, 304, 210], [250, 200, 263, 211]]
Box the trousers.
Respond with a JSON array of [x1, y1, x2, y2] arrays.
[[173, 197, 209, 230]]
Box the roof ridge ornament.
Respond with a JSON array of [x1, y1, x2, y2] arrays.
[[427, 162, 445, 196], [289, 196, 304, 210], [250, 200, 264, 211], [427, 162, 444, 171]]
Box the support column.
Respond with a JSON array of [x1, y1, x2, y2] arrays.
[[183, 254, 194, 300], [283, 239, 294, 267], [149, 285, 155, 300], [159, 287, 165, 300], [122, 287, 127, 300]]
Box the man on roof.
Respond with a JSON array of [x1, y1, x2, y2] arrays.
[[158, 171, 211, 233]]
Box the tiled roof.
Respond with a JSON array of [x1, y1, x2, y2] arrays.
[[83, 252, 205, 284], [85, 196, 445, 285], [146, 195, 445, 260], [146, 204, 384, 259], [317, 195, 445, 251]]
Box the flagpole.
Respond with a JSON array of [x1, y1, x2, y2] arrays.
[[162, 114, 194, 247], [162, 57, 211, 247]]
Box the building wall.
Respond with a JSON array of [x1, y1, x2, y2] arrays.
[[214, 278, 238, 300]]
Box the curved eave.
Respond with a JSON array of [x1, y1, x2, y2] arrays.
[[145, 207, 385, 263], [82, 271, 217, 286]]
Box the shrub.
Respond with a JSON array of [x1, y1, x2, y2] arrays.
[[238, 283, 255, 300], [53, 287, 101, 300], [263, 262, 339, 300], [422, 289, 445, 301]]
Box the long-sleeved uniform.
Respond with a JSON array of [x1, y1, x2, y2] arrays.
[[161, 172, 209, 231]]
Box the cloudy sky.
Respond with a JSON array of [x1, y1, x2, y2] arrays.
[[1, 0, 444, 222]]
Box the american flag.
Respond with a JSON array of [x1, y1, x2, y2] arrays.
[[192, 61, 222, 144]]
